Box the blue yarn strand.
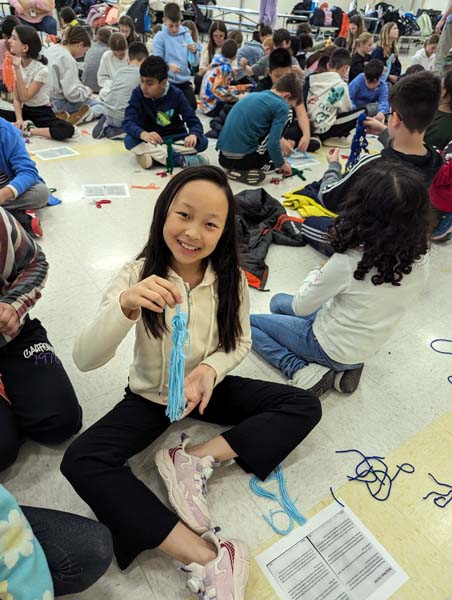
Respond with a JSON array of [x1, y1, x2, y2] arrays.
[[166, 304, 189, 422], [430, 338, 452, 384], [250, 465, 307, 535], [345, 112, 368, 172], [422, 472, 452, 508], [336, 448, 415, 502]]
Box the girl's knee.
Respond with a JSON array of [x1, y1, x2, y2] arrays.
[[270, 293, 290, 314], [28, 401, 82, 445]]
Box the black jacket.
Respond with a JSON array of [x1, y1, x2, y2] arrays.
[[320, 130, 444, 212], [235, 188, 305, 290]]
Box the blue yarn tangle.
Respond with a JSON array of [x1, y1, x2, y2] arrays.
[[423, 472, 452, 508], [330, 486, 345, 508], [336, 448, 415, 501], [430, 338, 452, 385], [345, 112, 368, 172], [249, 465, 307, 535], [166, 304, 189, 422]]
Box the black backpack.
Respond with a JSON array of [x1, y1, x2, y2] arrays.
[[310, 7, 325, 26], [127, 0, 150, 35], [331, 6, 343, 28], [191, 0, 212, 34], [292, 0, 312, 12]]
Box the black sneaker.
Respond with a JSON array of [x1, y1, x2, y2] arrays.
[[308, 369, 335, 396], [92, 115, 107, 139], [334, 366, 364, 393], [308, 137, 321, 152]]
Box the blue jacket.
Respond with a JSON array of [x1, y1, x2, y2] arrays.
[[123, 83, 204, 142], [217, 90, 289, 168], [236, 40, 264, 80], [0, 118, 43, 197], [348, 73, 389, 114], [152, 25, 199, 84]]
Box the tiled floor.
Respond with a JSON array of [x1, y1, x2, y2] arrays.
[[1, 102, 451, 600]]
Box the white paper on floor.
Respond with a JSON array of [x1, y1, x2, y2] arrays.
[[257, 502, 408, 600], [81, 184, 130, 198], [288, 151, 320, 168], [32, 146, 80, 160]]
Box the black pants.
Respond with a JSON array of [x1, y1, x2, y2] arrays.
[[61, 377, 321, 569], [22, 506, 113, 596], [318, 108, 365, 140], [0, 317, 82, 471], [0, 104, 75, 140], [284, 121, 322, 152], [219, 150, 271, 171], [173, 81, 197, 111], [194, 73, 203, 95]]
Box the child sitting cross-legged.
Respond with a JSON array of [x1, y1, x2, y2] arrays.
[[251, 160, 431, 396], [123, 56, 208, 170], [0, 25, 75, 141], [200, 39, 239, 117], [306, 47, 364, 147], [217, 73, 302, 185], [348, 58, 389, 122], [300, 71, 443, 253], [93, 42, 149, 140], [254, 48, 319, 153]]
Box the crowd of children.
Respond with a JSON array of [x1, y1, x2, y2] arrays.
[[1, 3, 452, 599]]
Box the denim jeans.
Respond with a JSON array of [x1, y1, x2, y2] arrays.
[[19, 15, 57, 35], [251, 293, 360, 379], [22, 506, 113, 596], [51, 97, 104, 119]]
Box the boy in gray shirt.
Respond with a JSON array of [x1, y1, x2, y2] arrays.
[[93, 42, 149, 139]]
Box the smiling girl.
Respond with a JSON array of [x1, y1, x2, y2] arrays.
[[61, 166, 321, 599]]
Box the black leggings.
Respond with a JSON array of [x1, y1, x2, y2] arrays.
[[22, 506, 113, 596], [0, 317, 82, 472], [0, 104, 74, 140], [61, 377, 321, 569], [173, 81, 197, 111]]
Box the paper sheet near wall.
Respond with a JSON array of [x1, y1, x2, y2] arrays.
[[256, 502, 408, 600]]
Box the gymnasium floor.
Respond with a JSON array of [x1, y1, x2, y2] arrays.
[[1, 102, 451, 599]]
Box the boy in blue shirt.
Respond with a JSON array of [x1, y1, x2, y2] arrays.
[[348, 59, 389, 122], [217, 73, 302, 185], [123, 56, 208, 170], [152, 2, 199, 110]]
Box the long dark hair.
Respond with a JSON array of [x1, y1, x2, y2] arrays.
[[14, 25, 47, 65], [119, 15, 137, 46], [138, 166, 242, 352], [207, 21, 227, 62], [329, 160, 431, 285]]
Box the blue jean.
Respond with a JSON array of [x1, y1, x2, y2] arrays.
[[251, 293, 360, 379], [124, 131, 208, 155], [19, 15, 57, 35], [51, 97, 104, 119]]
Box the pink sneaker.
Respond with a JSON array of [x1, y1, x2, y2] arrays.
[[155, 434, 215, 534], [182, 531, 250, 600]]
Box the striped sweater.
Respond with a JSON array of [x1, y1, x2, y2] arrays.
[[0, 207, 48, 347]]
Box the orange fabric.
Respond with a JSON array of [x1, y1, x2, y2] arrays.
[[2, 52, 14, 92], [0, 374, 10, 405], [338, 12, 349, 39]]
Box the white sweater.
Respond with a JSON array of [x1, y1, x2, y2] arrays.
[[292, 249, 429, 365], [73, 260, 252, 405], [410, 48, 436, 71], [45, 44, 91, 102], [307, 71, 352, 135], [97, 50, 128, 100]]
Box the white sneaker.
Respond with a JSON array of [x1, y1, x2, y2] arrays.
[[136, 153, 153, 169], [155, 434, 215, 534], [323, 135, 352, 148], [182, 530, 250, 600]]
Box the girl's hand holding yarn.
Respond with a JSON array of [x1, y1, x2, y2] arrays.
[[184, 364, 217, 416], [120, 275, 183, 318]]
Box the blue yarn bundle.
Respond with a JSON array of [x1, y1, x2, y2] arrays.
[[166, 304, 189, 422], [345, 112, 368, 172], [249, 465, 307, 535]]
